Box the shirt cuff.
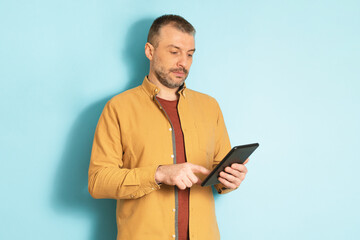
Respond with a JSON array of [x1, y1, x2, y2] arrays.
[[214, 183, 237, 194], [137, 165, 161, 192]]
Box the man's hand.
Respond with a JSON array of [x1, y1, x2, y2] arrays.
[[218, 159, 249, 189], [155, 163, 211, 190]]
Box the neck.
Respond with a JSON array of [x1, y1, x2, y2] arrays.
[[147, 73, 179, 101]]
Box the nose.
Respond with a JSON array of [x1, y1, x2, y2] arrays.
[[177, 53, 191, 70]]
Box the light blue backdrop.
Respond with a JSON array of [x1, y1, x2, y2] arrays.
[[1, 1, 359, 239]]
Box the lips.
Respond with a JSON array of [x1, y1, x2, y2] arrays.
[[171, 69, 187, 77], [173, 71, 185, 76]]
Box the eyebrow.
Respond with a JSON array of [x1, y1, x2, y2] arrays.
[[167, 44, 196, 53]]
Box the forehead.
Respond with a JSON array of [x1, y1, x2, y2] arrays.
[[156, 24, 195, 50]]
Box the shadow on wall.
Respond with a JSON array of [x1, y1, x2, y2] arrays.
[[52, 17, 154, 240]]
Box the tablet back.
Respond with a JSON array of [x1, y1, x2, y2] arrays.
[[201, 143, 259, 187]]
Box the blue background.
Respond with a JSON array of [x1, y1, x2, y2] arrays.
[[1, 1, 359, 239]]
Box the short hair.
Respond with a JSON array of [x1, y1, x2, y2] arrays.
[[147, 14, 196, 47]]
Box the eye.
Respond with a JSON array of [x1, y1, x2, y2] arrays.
[[170, 51, 178, 55], [188, 54, 193, 57]]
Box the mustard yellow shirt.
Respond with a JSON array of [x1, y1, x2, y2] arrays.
[[88, 77, 232, 240]]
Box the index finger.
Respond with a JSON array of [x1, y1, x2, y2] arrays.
[[191, 164, 211, 175]]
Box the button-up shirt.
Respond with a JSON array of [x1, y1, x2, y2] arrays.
[[88, 76, 232, 240]]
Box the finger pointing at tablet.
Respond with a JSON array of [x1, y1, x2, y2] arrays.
[[155, 163, 211, 190]]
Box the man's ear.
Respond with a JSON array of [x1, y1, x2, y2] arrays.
[[145, 42, 154, 61]]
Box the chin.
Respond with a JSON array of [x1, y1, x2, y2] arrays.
[[173, 79, 185, 87]]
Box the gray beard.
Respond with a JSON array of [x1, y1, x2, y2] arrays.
[[152, 55, 189, 89], [154, 68, 188, 89], [155, 71, 182, 89]]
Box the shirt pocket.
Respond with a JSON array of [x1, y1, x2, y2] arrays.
[[195, 120, 216, 163]]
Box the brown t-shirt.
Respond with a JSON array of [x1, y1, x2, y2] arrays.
[[157, 97, 189, 240]]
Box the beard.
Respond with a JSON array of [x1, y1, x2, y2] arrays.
[[153, 58, 189, 89]]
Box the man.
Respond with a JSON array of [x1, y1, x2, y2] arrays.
[[88, 14, 248, 240]]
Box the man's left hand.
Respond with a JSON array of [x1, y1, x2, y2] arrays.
[[218, 159, 249, 189]]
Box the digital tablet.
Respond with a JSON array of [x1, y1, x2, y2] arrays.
[[201, 143, 259, 187]]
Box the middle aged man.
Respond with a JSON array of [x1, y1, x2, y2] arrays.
[[88, 14, 248, 240]]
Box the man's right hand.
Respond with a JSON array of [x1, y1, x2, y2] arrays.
[[155, 163, 211, 190]]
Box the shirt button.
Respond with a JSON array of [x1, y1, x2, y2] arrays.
[[172, 208, 176, 212], [172, 235, 176, 238], [169, 127, 172, 131], [171, 154, 174, 158]]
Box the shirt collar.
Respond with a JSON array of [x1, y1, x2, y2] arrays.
[[141, 76, 187, 99]]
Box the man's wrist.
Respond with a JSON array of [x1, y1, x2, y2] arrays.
[[155, 165, 163, 184]]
